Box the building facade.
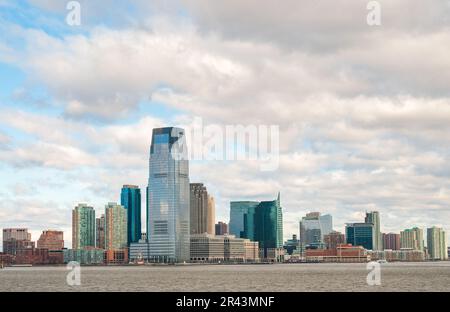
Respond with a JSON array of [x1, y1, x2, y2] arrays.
[[427, 227, 448, 260], [2, 228, 34, 255], [365, 211, 382, 251], [147, 127, 190, 263], [215, 222, 229, 236], [96, 215, 105, 249], [105, 203, 128, 251], [324, 231, 346, 250], [346, 223, 374, 250], [400, 227, 424, 251], [121, 185, 142, 245], [72, 204, 96, 250], [299, 212, 333, 249], [190, 183, 215, 235], [37, 230, 64, 250], [382, 233, 400, 250], [229, 201, 259, 238]]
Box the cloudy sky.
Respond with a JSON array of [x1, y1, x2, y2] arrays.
[[1, 0, 450, 248]]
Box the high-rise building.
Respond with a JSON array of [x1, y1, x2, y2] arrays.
[[400, 227, 424, 251], [382, 233, 400, 250], [215, 222, 229, 235], [2, 228, 34, 255], [229, 201, 259, 238], [207, 195, 216, 235], [96, 214, 105, 249], [230, 194, 283, 259], [121, 185, 142, 245], [147, 127, 190, 263], [345, 223, 374, 250], [190, 183, 206, 235], [37, 230, 64, 250], [105, 202, 128, 251], [324, 231, 345, 250], [72, 204, 96, 250], [427, 227, 448, 260], [299, 212, 333, 248], [365, 211, 382, 251]]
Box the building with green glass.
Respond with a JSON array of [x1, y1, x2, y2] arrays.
[[229, 193, 283, 259], [105, 202, 128, 250], [121, 185, 142, 245], [72, 204, 96, 250]]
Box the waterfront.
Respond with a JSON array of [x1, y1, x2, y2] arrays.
[[1, 262, 449, 292]]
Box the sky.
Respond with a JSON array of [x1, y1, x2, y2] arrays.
[[1, 0, 450, 248]]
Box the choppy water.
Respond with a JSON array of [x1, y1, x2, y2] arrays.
[[1, 262, 449, 292]]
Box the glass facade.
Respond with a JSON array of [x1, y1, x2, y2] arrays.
[[147, 127, 190, 263], [230, 194, 283, 258], [299, 212, 333, 249], [229, 201, 259, 238], [121, 185, 142, 245], [346, 223, 374, 250], [72, 204, 96, 250]]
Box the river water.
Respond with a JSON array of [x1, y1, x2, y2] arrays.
[[0, 262, 449, 292]]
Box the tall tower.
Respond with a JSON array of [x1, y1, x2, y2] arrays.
[[147, 127, 190, 263], [365, 211, 382, 251], [105, 203, 128, 250], [207, 195, 215, 235], [121, 185, 142, 245], [72, 204, 95, 250]]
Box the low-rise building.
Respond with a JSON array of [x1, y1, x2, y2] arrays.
[[64, 248, 105, 265], [368, 249, 425, 262], [305, 244, 369, 263], [190, 234, 259, 263]]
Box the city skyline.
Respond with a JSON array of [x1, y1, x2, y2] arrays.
[[1, 1, 450, 248]]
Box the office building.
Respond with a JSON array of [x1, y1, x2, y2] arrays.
[[229, 201, 259, 238], [72, 204, 96, 250], [2, 228, 34, 255], [365, 211, 382, 251], [382, 233, 400, 250], [215, 222, 228, 236], [37, 230, 64, 250], [190, 183, 215, 235], [233, 194, 283, 259], [147, 127, 190, 263], [283, 234, 300, 255], [121, 185, 142, 245], [299, 212, 333, 248], [346, 223, 374, 250]]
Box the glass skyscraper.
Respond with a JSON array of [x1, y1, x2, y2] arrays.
[[72, 203, 96, 250], [121, 185, 142, 245], [229, 201, 259, 238], [299, 212, 333, 249], [147, 127, 190, 263], [230, 194, 283, 258], [345, 223, 374, 250]]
